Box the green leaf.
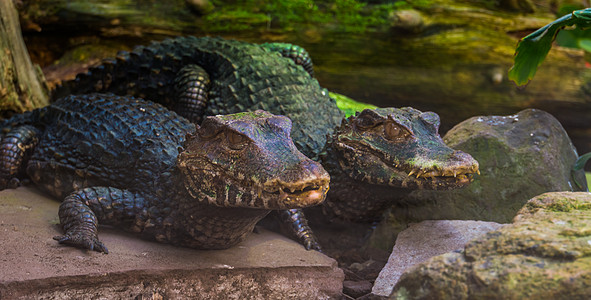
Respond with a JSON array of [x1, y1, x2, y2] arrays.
[[577, 38, 591, 52], [573, 152, 591, 191], [573, 152, 591, 171], [509, 8, 591, 86], [555, 28, 579, 48], [330, 91, 377, 117], [508, 12, 578, 86]]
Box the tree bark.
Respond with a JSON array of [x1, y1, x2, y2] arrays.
[[0, 0, 48, 115]]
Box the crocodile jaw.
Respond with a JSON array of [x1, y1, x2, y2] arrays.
[[263, 177, 330, 209]]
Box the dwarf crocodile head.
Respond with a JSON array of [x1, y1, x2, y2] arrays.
[[333, 107, 479, 190], [177, 110, 330, 209]]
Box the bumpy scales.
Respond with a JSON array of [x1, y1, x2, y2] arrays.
[[53, 36, 340, 160], [0, 94, 329, 253], [52, 36, 479, 226]]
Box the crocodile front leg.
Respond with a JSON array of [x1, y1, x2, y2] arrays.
[[172, 64, 211, 124], [275, 208, 322, 251], [260, 43, 314, 77], [0, 125, 39, 189], [54, 186, 148, 253]]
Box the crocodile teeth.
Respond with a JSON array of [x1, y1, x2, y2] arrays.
[[408, 170, 416, 177], [415, 169, 424, 178]]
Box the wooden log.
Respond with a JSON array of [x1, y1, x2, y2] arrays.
[[0, 0, 48, 115]]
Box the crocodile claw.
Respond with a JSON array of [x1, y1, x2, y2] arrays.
[[303, 236, 323, 252], [53, 233, 109, 254], [0, 178, 21, 191]]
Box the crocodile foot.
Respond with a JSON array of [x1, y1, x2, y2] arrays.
[[54, 231, 109, 254], [0, 177, 21, 191], [302, 234, 322, 252]]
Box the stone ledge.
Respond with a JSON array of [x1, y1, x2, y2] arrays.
[[0, 187, 343, 299]]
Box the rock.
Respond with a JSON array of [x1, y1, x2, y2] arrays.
[[0, 187, 344, 299], [389, 192, 591, 299], [368, 109, 586, 251], [372, 220, 504, 297], [389, 9, 425, 34], [343, 280, 373, 298], [185, 0, 214, 15]]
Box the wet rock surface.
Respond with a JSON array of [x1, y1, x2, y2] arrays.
[[369, 109, 586, 251], [390, 192, 591, 299], [372, 220, 505, 297], [0, 187, 344, 299]]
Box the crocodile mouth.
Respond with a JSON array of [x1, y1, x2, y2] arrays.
[[396, 163, 480, 189], [264, 178, 330, 208], [337, 139, 479, 190]]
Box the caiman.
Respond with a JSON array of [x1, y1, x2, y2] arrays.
[[52, 36, 479, 230], [0, 93, 329, 253]]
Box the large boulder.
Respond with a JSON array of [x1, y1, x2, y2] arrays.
[[372, 220, 505, 297], [389, 192, 591, 299], [368, 109, 587, 250]]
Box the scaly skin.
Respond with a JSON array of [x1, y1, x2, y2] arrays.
[[52, 36, 341, 160], [52, 36, 478, 229], [0, 94, 329, 253], [321, 108, 479, 222]]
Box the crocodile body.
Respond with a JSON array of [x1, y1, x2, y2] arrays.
[[52, 36, 479, 224], [0, 94, 329, 253], [53, 36, 342, 161]]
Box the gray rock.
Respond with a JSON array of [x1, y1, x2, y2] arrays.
[[343, 280, 373, 298], [0, 187, 344, 299], [389, 9, 425, 33], [390, 192, 591, 299], [368, 109, 586, 251], [372, 220, 504, 297]]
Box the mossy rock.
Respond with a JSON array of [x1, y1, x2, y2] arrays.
[[390, 191, 591, 299], [368, 109, 586, 251]]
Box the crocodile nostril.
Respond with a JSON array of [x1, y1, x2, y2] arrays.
[[281, 159, 329, 180]]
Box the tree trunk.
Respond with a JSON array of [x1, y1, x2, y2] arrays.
[[0, 0, 48, 115]]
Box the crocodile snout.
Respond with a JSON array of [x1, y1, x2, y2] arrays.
[[264, 159, 330, 209]]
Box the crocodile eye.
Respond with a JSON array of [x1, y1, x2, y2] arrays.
[[226, 131, 248, 150], [198, 124, 220, 140], [355, 117, 379, 131], [384, 122, 409, 141]]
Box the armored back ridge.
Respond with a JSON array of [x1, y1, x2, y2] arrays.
[[0, 94, 329, 253], [53, 37, 343, 160]]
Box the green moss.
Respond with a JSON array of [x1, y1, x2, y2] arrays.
[[204, 0, 410, 33], [330, 91, 376, 117], [559, 227, 591, 237], [546, 197, 591, 212], [203, 5, 269, 32]]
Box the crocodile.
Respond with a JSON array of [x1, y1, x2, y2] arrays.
[[0, 93, 329, 253], [52, 36, 479, 224]]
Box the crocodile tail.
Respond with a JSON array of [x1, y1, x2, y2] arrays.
[[0, 107, 47, 136], [260, 42, 314, 77], [51, 81, 72, 101], [51, 57, 120, 102]]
